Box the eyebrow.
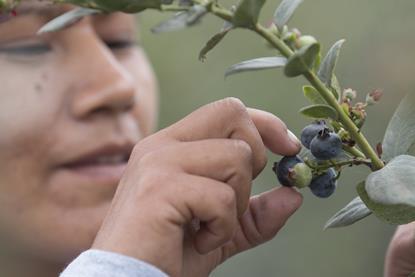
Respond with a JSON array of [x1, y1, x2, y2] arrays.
[[15, 2, 74, 19]]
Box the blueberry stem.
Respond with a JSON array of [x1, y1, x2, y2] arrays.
[[342, 145, 365, 159], [161, 5, 191, 12], [304, 158, 371, 171]]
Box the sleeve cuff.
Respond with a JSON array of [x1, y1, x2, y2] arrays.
[[60, 249, 169, 277]]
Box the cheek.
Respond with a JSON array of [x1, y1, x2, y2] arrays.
[[0, 63, 75, 255], [121, 48, 159, 136], [0, 64, 111, 261], [0, 64, 59, 200], [0, 61, 60, 152]]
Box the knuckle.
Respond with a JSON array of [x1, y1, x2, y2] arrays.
[[232, 139, 253, 159], [218, 185, 237, 211], [134, 173, 161, 199], [218, 97, 248, 118], [135, 169, 180, 202], [137, 170, 165, 191], [231, 139, 254, 175]]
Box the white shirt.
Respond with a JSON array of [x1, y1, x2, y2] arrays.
[[60, 249, 169, 277]]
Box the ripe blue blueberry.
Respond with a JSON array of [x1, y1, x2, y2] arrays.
[[300, 120, 327, 149], [273, 155, 312, 188], [309, 168, 337, 198], [310, 128, 342, 160]]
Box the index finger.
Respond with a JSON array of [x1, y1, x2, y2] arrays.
[[164, 97, 267, 177], [247, 108, 301, 156]]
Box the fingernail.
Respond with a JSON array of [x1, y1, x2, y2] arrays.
[[287, 129, 301, 147]]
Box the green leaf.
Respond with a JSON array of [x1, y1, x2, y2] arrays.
[[151, 5, 207, 33], [357, 182, 415, 225], [324, 196, 372, 229], [273, 0, 303, 30], [232, 0, 266, 28], [225, 57, 287, 78], [199, 28, 231, 62], [366, 155, 415, 206], [409, 272, 415, 277], [382, 93, 415, 161], [284, 43, 320, 77], [303, 85, 325, 104], [357, 155, 415, 225], [299, 104, 338, 120], [38, 8, 100, 34], [318, 39, 345, 86]]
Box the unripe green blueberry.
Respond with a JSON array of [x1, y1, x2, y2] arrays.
[[291, 162, 313, 188], [273, 156, 312, 188]]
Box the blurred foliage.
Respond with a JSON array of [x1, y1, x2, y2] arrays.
[[137, 0, 415, 276]]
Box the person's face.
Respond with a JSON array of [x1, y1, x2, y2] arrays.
[[0, 1, 158, 264]]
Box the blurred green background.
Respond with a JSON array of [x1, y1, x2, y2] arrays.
[[137, 1, 415, 276]]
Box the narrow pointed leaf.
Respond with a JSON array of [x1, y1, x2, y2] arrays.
[[318, 39, 345, 85], [273, 0, 303, 30], [151, 5, 207, 33], [60, 0, 167, 13], [330, 74, 341, 101], [382, 93, 415, 161], [303, 85, 325, 104], [284, 42, 320, 77], [358, 155, 415, 225], [199, 29, 231, 62], [324, 196, 372, 229], [225, 57, 287, 78], [38, 8, 99, 34], [299, 104, 337, 120], [232, 0, 266, 28]]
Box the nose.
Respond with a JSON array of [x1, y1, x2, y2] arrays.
[[63, 24, 136, 118]]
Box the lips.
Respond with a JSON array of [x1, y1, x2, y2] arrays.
[[57, 143, 134, 186]]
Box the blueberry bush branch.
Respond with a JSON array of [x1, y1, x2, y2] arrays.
[[168, 0, 385, 170], [3, 0, 415, 228]]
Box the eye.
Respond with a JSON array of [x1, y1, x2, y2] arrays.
[[105, 40, 139, 51], [0, 43, 52, 56]]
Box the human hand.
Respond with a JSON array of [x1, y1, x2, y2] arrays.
[[385, 222, 415, 277], [92, 98, 302, 276]]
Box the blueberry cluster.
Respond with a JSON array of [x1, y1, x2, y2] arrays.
[[273, 121, 343, 198]]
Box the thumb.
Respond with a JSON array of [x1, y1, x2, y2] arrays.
[[222, 186, 302, 260]]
